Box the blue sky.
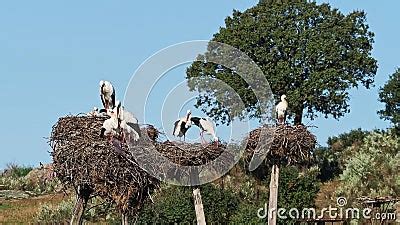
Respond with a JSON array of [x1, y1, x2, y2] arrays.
[[0, 0, 397, 169]]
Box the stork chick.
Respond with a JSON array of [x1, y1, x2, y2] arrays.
[[100, 108, 119, 143], [115, 101, 141, 144]]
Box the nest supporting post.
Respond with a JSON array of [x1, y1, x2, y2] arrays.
[[121, 213, 129, 225], [190, 167, 206, 225], [268, 164, 280, 225], [70, 187, 91, 225]]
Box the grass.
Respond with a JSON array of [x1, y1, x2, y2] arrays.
[[0, 203, 11, 210], [0, 193, 67, 223]]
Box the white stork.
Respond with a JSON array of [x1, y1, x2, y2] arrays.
[[100, 108, 119, 143], [172, 110, 192, 141], [275, 94, 288, 125], [115, 101, 141, 143], [99, 80, 116, 110], [189, 117, 218, 145]]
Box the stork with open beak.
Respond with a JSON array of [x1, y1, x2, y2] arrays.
[[99, 80, 116, 110], [172, 110, 192, 141]]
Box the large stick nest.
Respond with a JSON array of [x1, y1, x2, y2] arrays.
[[245, 124, 316, 166], [50, 116, 160, 215], [50, 115, 232, 213]]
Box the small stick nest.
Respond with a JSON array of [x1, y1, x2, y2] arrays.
[[50, 115, 160, 215], [245, 124, 316, 166]]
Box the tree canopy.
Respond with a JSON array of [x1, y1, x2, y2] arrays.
[[378, 69, 400, 129], [186, 1, 377, 124]]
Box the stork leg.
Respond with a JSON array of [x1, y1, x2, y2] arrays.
[[214, 139, 219, 147]]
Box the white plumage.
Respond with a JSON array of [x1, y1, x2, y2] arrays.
[[100, 109, 119, 142], [99, 80, 116, 110], [275, 94, 288, 124], [115, 101, 141, 143], [173, 110, 192, 141], [189, 117, 218, 144]]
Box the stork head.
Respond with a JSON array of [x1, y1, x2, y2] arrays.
[[99, 80, 105, 87], [93, 107, 99, 112], [281, 95, 287, 101]]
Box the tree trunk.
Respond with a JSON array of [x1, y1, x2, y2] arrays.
[[268, 164, 280, 225], [121, 213, 129, 225], [70, 193, 90, 225], [293, 108, 303, 125], [193, 188, 207, 225]]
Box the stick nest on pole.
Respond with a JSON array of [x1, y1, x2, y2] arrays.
[[50, 115, 160, 216], [245, 124, 317, 166]]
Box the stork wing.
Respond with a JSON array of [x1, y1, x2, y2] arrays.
[[173, 120, 180, 136], [127, 122, 141, 137], [100, 94, 106, 109], [111, 89, 116, 109]]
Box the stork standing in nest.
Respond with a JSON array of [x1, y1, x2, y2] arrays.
[[115, 101, 141, 143], [188, 117, 219, 145], [275, 94, 288, 125], [99, 80, 116, 110], [173, 110, 192, 141]]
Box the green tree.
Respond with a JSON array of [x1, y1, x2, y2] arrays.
[[378, 69, 400, 129], [186, 1, 377, 124], [338, 130, 400, 201]]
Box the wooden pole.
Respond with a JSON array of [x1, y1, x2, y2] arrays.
[[190, 167, 206, 225], [193, 188, 206, 225], [121, 213, 129, 225], [268, 164, 280, 225], [70, 193, 89, 225]]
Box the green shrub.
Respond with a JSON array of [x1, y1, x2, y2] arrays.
[[1, 163, 33, 178], [137, 184, 240, 224], [36, 197, 74, 223]]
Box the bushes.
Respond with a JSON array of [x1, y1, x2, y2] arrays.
[[0, 163, 60, 195], [136, 165, 320, 224], [36, 197, 74, 223], [1, 163, 33, 178], [137, 184, 240, 224]]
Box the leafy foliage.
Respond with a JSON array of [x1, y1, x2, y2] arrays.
[[137, 184, 240, 224], [378, 68, 400, 129], [1, 163, 33, 178], [277, 166, 320, 224], [137, 165, 320, 224], [337, 130, 400, 201], [186, 1, 377, 124]]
